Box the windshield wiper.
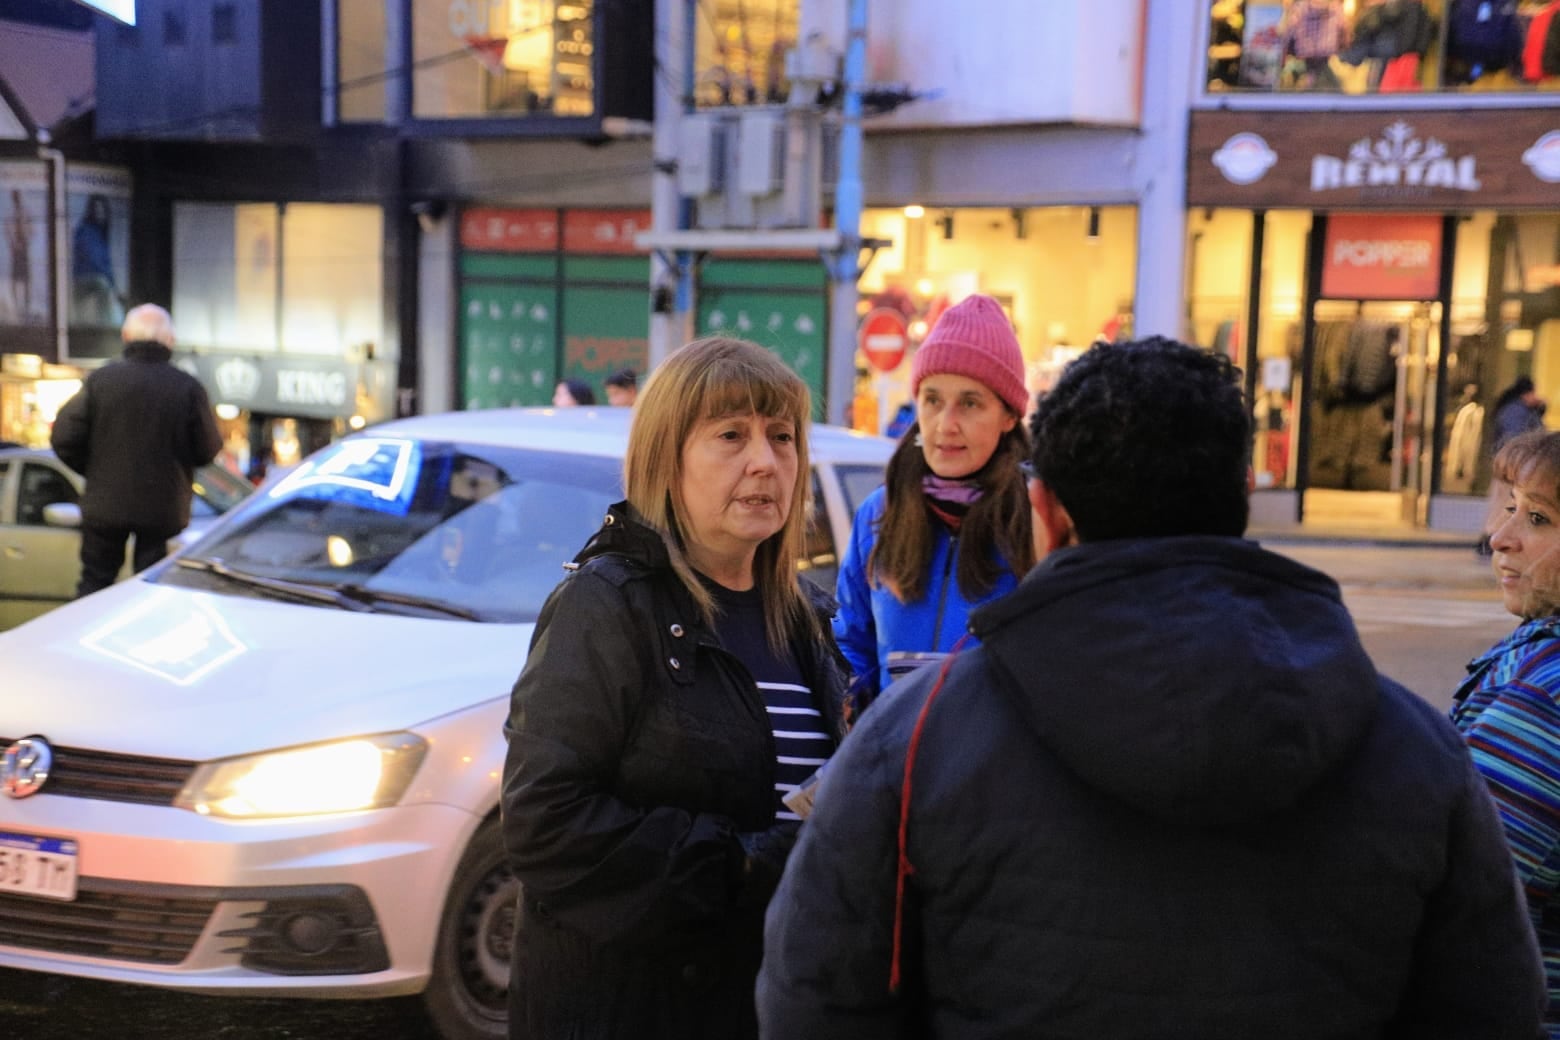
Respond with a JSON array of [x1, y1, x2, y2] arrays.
[[330, 583, 482, 621], [175, 556, 373, 611]]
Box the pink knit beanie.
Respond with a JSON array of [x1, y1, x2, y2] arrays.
[[909, 294, 1028, 416]]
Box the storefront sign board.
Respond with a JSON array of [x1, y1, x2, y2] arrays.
[[562, 210, 651, 255], [1189, 109, 1560, 210], [1320, 214, 1442, 300], [460, 208, 559, 253], [175, 353, 360, 420]]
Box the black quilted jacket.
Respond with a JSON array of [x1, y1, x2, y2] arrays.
[[761, 536, 1546, 1039]]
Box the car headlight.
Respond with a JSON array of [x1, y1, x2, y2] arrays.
[[174, 733, 428, 819]]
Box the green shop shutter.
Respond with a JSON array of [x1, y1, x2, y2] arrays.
[[696, 258, 828, 421]]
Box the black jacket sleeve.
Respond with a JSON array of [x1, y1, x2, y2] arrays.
[[182, 380, 222, 468], [49, 385, 90, 475], [1384, 756, 1547, 1038], [500, 570, 745, 946]]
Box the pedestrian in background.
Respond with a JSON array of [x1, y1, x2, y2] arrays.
[[833, 292, 1033, 710], [1481, 375, 1548, 555], [50, 303, 222, 596], [760, 337, 1545, 1039], [604, 367, 639, 407], [501, 336, 848, 1040], [553, 377, 596, 407], [1452, 427, 1560, 1039]]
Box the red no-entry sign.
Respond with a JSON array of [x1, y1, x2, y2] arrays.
[[858, 308, 909, 372]]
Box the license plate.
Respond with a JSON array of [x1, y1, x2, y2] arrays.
[[0, 830, 78, 901]]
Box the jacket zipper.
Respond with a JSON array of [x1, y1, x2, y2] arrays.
[[932, 533, 956, 648]]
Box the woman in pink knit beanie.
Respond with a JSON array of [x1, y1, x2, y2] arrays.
[[833, 293, 1035, 715]]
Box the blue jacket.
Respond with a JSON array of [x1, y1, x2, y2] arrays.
[[833, 485, 1020, 695], [1451, 615, 1560, 1038], [763, 536, 1546, 1038]]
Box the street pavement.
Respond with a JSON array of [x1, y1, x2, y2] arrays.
[[0, 537, 1522, 1037], [1263, 538, 1513, 713]]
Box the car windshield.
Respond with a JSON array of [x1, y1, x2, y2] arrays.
[[158, 436, 622, 623]]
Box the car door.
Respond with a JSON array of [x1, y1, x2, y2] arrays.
[[0, 458, 83, 629]]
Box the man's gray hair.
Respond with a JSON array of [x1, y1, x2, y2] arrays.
[[121, 303, 176, 347]]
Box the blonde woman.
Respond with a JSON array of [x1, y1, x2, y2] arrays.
[[501, 337, 848, 1039]]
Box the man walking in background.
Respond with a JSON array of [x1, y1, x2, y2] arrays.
[[51, 303, 222, 596], [759, 337, 1545, 1038]]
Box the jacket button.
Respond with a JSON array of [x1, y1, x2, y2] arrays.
[[668, 656, 681, 670], [670, 624, 684, 638]]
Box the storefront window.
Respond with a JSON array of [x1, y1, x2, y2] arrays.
[[854, 204, 1138, 435], [413, 0, 595, 118], [336, 0, 388, 122], [173, 202, 384, 359], [693, 0, 799, 106], [1206, 0, 1560, 96]]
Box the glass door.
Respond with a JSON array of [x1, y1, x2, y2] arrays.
[[1304, 300, 1440, 526]]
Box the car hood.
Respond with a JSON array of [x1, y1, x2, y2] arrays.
[[1, 578, 530, 761]]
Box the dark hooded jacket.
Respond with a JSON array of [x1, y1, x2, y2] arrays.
[[760, 536, 1545, 1039], [502, 502, 848, 1040], [50, 340, 221, 534]]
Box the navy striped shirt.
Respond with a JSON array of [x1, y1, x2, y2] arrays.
[[706, 580, 833, 821]]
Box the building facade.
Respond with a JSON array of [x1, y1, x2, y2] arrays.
[[1189, 0, 1560, 532]]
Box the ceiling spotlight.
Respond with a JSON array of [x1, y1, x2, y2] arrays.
[[903, 204, 925, 219]]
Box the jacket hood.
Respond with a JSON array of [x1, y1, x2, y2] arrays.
[[971, 536, 1378, 827]]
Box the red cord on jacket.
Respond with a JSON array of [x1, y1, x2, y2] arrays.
[[890, 633, 970, 992]]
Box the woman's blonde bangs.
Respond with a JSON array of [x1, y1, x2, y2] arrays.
[[621, 336, 819, 650]]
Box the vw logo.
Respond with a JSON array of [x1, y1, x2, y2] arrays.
[[1, 736, 53, 799]]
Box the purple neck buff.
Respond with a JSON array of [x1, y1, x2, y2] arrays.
[[921, 474, 984, 507]]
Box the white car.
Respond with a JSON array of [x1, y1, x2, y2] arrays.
[[0, 407, 892, 1040]]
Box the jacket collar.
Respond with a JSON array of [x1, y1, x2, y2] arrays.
[[122, 340, 173, 363]]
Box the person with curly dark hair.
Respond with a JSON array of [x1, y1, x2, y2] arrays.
[[760, 336, 1545, 1038]]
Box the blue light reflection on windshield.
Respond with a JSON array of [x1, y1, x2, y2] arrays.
[[265, 438, 421, 517]]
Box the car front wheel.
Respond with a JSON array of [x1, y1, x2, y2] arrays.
[[423, 817, 515, 1040]]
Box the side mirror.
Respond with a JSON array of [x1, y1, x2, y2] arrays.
[[42, 502, 82, 528]]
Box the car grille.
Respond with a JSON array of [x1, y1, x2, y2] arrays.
[[0, 878, 214, 964], [0, 737, 195, 805], [0, 880, 389, 974]]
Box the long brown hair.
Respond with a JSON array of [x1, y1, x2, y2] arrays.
[[623, 336, 819, 650], [868, 418, 1034, 603]]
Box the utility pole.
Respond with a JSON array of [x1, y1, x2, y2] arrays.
[[822, 0, 867, 426], [647, 0, 696, 367], [640, 0, 884, 424]]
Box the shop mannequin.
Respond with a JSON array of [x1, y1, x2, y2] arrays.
[[1523, 0, 1560, 83], [1280, 0, 1347, 89], [1446, 0, 1525, 84], [1340, 0, 1437, 90]]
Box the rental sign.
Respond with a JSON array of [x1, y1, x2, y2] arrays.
[[1188, 109, 1560, 210], [1320, 214, 1442, 301]]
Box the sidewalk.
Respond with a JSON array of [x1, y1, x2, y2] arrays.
[[1249, 522, 1481, 550]]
